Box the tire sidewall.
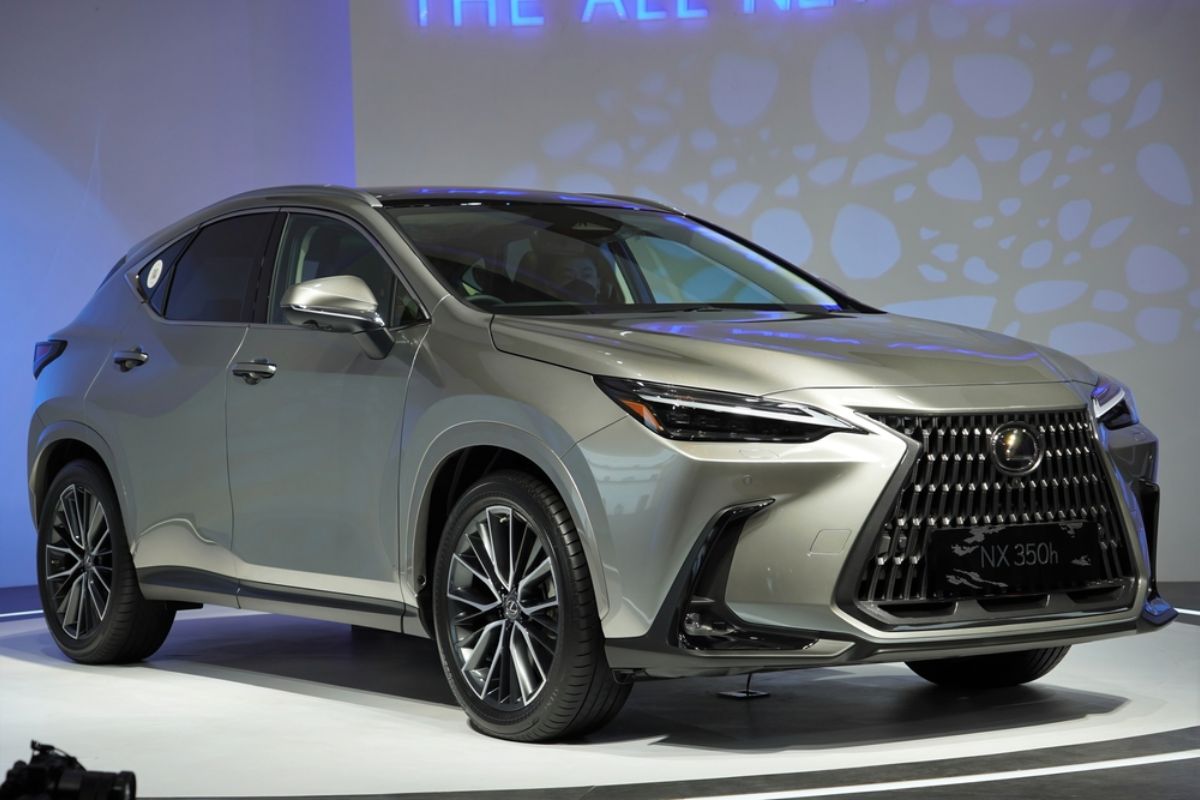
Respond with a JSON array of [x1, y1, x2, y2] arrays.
[[431, 474, 588, 739], [37, 460, 135, 662]]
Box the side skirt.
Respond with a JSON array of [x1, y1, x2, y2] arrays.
[[137, 567, 416, 634]]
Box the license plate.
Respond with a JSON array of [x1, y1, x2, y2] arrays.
[[925, 522, 1105, 600]]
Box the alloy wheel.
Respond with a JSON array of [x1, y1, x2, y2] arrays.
[[444, 504, 560, 711], [44, 484, 113, 639]]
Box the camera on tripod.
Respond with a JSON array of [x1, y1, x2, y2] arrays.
[[0, 742, 135, 800]]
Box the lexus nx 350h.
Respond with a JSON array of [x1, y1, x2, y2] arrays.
[[28, 185, 1175, 741]]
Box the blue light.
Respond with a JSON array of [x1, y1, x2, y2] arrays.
[[677, 0, 708, 19], [453, 0, 498, 26], [511, 0, 544, 25], [741, 0, 792, 11], [635, 0, 668, 21], [582, 0, 628, 22]]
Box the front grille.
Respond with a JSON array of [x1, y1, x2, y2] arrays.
[[857, 409, 1134, 605]]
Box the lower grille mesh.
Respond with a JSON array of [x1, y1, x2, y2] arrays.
[[857, 409, 1134, 604]]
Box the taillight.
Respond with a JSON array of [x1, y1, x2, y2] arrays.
[[33, 340, 67, 378]]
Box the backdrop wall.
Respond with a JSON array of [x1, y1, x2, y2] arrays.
[[0, 0, 356, 587], [351, 0, 1199, 580], [1, 1, 1195, 588]]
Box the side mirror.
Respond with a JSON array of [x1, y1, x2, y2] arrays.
[[280, 276, 394, 359]]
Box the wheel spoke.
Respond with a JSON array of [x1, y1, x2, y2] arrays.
[[84, 493, 104, 545], [45, 564, 81, 582], [465, 620, 505, 699], [86, 578, 107, 621], [90, 566, 111, 597], [518, 598, 557, 615], [66, 487, 88, 551], [523, 607, 558, 638], [471, 521, 507, 594], [451, 552, 501, 601], [517, 556, 551, 596], [447, 588, 499, 614], [45, 544, 80, 560], [73, 576, 86, 636], [88, 525, 110, 558], [506, 511, 516, 594], [510, 627, 536, 703], [484, 507, 517, 591]]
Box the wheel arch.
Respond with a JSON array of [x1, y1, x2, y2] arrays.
[[406, 425, 611, 633], [30, 422, 124, 531]]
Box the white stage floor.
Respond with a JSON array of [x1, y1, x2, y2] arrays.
[[0, 606, 1197, 798]]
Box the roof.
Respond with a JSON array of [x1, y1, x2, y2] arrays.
[[366, 185, 676, 212], [226, 184, 678, 213]]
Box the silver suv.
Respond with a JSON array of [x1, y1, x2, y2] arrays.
[[27, 185, 1175, 741]]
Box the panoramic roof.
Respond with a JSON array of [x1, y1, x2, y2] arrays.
[[365, 186, 673, 211]]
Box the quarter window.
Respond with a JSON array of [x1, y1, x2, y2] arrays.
[[138, 236, 190, 316], [163, 214, 275, 323], [268, 214, 419, 326]]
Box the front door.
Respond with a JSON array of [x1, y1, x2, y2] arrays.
[[225, 211, 426, 602]]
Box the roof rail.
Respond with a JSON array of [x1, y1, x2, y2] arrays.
[[226, 184, 383, 208], [586, 193, 681, 213]]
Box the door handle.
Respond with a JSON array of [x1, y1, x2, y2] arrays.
[[113, 348, 149, 372], [231, 359, 277, 385]]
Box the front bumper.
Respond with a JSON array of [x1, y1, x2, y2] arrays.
[[573, 382, 1174, 678]]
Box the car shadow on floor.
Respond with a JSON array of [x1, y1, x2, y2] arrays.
[[4, 611, 1129, 751]]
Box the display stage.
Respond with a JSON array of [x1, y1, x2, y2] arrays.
[[1, 587, 1197, 799]]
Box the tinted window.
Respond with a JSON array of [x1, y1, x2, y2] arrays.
[[138, 237, 190, 315], [269, 213, 420, 326], [164, 214, 274, 323], [385, 204, 842, 315]]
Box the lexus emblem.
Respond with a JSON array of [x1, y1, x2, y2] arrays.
[[989, 422, 1044, 476]]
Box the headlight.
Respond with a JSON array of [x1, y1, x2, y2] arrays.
[[1091, 374, 1139, 429], [595, 377, 862, 443]]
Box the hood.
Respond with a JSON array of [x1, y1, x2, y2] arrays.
[[490, 310, 1098, 396]]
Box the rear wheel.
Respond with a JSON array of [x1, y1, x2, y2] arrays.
[[906, 646, 1071, 689], [37, 460, 175, 663], [432, 470, 630, 741]]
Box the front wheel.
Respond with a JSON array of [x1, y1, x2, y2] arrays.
[[906, 646, 1071, 689], [431, 470, 630, 741]]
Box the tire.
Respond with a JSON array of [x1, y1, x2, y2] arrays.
[[37, 459, 175, 664], [906, 646, 1070, 689], [431, 470, 630, 741]]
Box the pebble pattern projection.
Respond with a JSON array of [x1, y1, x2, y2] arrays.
[[492, 3, 1197, 356]]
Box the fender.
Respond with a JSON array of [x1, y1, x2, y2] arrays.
[[402, 419, 613, 621], [29, 420, 125, 531]]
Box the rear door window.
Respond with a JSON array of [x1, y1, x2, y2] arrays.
[[164, 214, 275, 323]]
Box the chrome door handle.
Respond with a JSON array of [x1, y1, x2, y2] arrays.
[[113, 348, 149, 371], [231, 359, 277, 385]]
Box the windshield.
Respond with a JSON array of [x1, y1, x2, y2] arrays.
[[383, 202, 847, 315]]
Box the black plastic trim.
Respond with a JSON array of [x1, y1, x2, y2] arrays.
[[138, 566, 239, 599], [237, 580, 408, 617], [605, 500, 828, 675], [137, 566, 410, 621]]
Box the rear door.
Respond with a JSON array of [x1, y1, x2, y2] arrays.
[[86, 212, 277, 599], [225, 211, 426, 604]]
